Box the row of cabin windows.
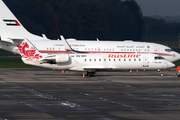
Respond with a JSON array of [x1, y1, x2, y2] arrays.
[[84, 58, 141, 62], [47, 47, 150, 52], [122, 49, 149, 52], [47, 48, 61, 50], [85, 48, 149, 52]]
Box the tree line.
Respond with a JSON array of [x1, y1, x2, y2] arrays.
[[4, 0, 143, 40], [4, 0, 180, 41], [143, 17, 180, 37]]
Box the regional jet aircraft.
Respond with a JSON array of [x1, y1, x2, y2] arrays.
[[11, 37, 175, 76]]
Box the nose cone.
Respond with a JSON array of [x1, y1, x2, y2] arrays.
[[168, 62, 175, 68], [174, 52, 180, 62], [177, 53, 180, 60]]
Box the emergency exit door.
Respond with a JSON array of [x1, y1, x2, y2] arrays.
[[143, 57, 149, 67]]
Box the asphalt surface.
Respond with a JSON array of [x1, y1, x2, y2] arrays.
[[0, 68, 179, 120]]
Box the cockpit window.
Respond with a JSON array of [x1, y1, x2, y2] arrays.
[[155, 56, 165, 60], [165, 49, 172, 52]]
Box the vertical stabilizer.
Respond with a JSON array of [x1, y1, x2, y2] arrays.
[[0, 0, 45, 41], [13, 38, 42, 61]]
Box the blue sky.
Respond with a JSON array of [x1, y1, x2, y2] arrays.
[[135, 0, 180, 16]]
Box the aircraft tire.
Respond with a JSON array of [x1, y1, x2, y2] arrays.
[[87, 72, 95, 77], [160, 73, 164, 77]]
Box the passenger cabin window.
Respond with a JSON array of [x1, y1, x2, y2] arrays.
[[165, 49, 172, 52]]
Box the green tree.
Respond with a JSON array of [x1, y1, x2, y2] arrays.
[[4, 0, 144, 40]]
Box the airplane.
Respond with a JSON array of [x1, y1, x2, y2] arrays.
[[0, 0, 180, 63], [11, 36, 175, 77]]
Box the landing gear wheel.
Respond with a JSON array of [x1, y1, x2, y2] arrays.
[[87, 72, 95, 77], [160, 73, 164, 77]]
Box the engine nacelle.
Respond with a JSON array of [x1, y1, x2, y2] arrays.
[[55, 54, 69, 63], [44, 54, 69, 64]]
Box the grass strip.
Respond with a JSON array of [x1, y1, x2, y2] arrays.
[[0, 58, 37, 68]]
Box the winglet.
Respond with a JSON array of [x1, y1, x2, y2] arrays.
[[60, 35, 73, 51], [60, 35, 87, 53]]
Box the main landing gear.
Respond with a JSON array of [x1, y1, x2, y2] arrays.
[[87, 71, 96, 77]]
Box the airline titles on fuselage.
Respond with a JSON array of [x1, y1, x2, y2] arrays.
[[54, 44, 85, 47], [70, 54, 141, 58], [108, 54, 141, 58], [117, 45, 147, 48]]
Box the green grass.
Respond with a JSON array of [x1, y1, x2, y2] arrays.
[[0, 49, 16, 55], [173, 60, 180, 67], [0, 58, 37, 68]]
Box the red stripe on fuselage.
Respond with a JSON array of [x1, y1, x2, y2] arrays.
[[39, 50, 174, 56]]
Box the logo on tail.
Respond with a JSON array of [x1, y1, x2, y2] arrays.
[[17, 41, 42, 61]]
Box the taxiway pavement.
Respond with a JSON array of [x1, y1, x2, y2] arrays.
[[0, 68, 179, 120]]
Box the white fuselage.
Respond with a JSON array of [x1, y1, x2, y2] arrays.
[[29, 40, 180, 62], [23, 53, 175, 71], [1, 39, 180, 62]]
